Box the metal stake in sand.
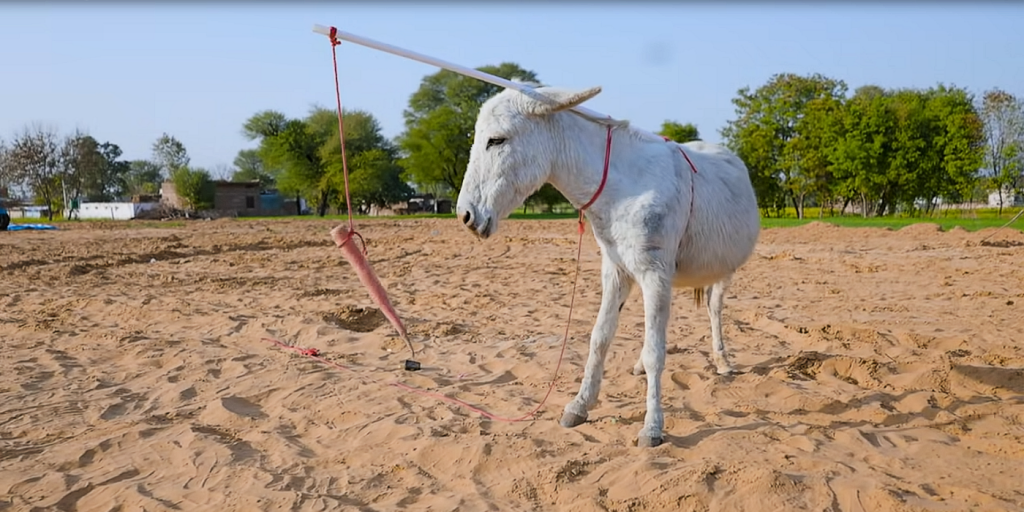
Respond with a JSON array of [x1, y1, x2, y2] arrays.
[[310, 24, 666, 143]]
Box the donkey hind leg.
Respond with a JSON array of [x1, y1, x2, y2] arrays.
[[708, 277, 734, 375], [560, 262, 633, 429], [636, 269, 674, 448], [632, 285, 709, 376]]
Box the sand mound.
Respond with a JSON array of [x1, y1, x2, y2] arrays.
[[898, 222, 945, 234]]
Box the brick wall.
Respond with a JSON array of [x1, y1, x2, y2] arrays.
[[213, 182, 261, 216]]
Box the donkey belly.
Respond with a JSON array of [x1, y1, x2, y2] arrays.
[[671, 268, 729, 289], [671, 217, 759, 289]]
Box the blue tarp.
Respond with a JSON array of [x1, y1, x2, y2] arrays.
[[6, 224, 57, 231]]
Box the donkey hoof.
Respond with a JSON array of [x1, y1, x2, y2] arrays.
[[560, 411, 588, 428], [632, 365, 646, 376], [637, 435, 664, 448]]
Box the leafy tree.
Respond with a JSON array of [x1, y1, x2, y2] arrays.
[[123, 160, 163, 196], [526, 183, 566, 213], [921, 84, 985, 210], [342, 148, 414, 212], [59, 132, 108, 204], [97, 142, 132, 200], [827, 85, 894, 217], [242, 106, 413, 216], [0, 138, 13, 194], [151, 133, 190, 178], [241, 108, 337, 216], [397, 62, 540, 192], [231, 148, 276, 190], [417, 181, 454, 213], [720, 72, 848, 218], [978, 88, 1024, 215], [7, 124, 62, 220], [242, 110, 289, 141], [321, 109, 414, 212], [170, 166, 214, 212], [0, 137, 27, 199], [794, 93, 846, 216], [658, 121, 700, 143]]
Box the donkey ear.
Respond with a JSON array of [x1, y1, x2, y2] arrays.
[[524, 86, 603, 116]]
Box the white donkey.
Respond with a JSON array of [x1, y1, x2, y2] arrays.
[[455, 83, 760, 448]]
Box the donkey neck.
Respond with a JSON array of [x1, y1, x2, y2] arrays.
[[547, 112, 637, 215]]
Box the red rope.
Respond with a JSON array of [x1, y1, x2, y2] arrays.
[[328, 27, 365, 255], [577, 124, 614, 233], [266, 32, 626, 422], [261, 222, 586, 423]]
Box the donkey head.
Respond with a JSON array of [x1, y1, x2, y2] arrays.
[[456, 84, 602, 239]]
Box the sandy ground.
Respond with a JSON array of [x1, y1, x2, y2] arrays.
[[1, 217, 1023, 512]]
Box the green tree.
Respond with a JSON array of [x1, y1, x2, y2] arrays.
[[151, 133, 190, 179], [720, 72, 848, 218], [242, 110, 289, 141], [794, 93, 845, 217], [97, 142, 132, 200], [170, 166, 214, 212], [811, 84, 983, 217], [231, 148, 276, 190], [397, 62, 540, 192], [58, 132, 105, 206], [657, 121, 700, 143], [978, 88, 1024, 215], [342, 148, 414, 212], [920, 85, 985, 211], [0, 138, 15, 194], [123, 160, 163, 196], [321, 109, 414, 212], [241, 109, 302, 209], [827, 85, 894, 217], [242, 108, 336, 216], [60, 133, 131, 203], [7, 124, 62, 220], [243, 106, 414, 217], [525, 183, 566, 213]]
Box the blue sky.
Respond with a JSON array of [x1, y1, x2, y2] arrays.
[[2, 2, 1022, 177]]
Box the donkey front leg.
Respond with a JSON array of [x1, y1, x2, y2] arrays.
[[560, 262, 633, 428], [636, 270, 673, 448]]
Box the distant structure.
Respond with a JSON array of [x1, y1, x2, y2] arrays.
[[160, 180, 304, 217]]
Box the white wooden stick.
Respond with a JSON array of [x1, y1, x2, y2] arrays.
[[312, 24, 663, 142]]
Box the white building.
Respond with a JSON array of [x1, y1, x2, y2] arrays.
[[71, 201, 161, 220], [987, 187, 1024, 208]]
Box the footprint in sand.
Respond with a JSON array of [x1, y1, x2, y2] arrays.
[[218, 396, 267, 420], [322, 305, 387, 333]]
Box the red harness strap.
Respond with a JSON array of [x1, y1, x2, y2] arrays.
[[576, 130, 700, 234], [576, 125, 614, 234]]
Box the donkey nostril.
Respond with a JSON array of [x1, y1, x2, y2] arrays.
[[461, 211, 472, 225]]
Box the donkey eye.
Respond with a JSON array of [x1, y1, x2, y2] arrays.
[[486, 137, 507, 149]]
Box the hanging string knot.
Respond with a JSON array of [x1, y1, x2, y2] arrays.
[[328, 26, 342, 47], [337, 228, 368, 256]]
